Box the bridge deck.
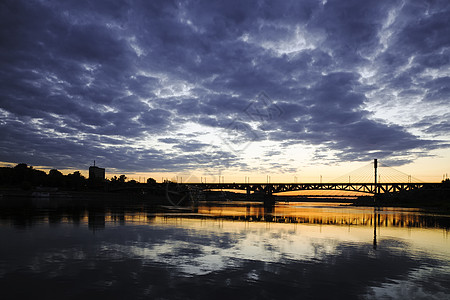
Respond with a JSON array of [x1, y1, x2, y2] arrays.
[[109, 182, 442, 195], [182, 182, 441, 194]]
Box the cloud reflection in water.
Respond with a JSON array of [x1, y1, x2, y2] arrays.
[[0, 203, 449, 299]]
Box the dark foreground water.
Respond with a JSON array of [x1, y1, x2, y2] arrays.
[[0, 197, 449, 299]]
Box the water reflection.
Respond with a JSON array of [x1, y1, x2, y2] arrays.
[[1, 198, 449, 231], [0, 197, 449, 299], [374, 210, 377, 250], [197, 202, 450, 230]]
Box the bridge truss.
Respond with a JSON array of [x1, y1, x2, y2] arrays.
[[184, 182, 441, 195]]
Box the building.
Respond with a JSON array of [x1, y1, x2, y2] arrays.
[[89, 163, 105, 181]]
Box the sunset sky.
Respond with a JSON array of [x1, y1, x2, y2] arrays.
[[1, 0, 449, 183]]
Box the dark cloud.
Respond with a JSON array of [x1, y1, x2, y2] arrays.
[[416, 113, 450, 137], [158, 138, 179, 144], [173, 140, 209, 153], [1, 0, 449, 172]]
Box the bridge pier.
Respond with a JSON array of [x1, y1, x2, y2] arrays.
[[264, 186, 275, 206], [264, 196, 275, 207], [374, 158, 378, 207]]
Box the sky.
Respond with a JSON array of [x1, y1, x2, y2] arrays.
[[1, 0, 449, 183]]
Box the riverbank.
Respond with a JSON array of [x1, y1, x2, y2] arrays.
[[2, 187, 450, 212], [352, 188, 450, 212]]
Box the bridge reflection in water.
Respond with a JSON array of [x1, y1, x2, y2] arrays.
[[87, 202, 449, 253], [2, 199, 448, 231], [1, 197, 449, 300], [192, 203, 449, 229], [70, 202, 450, 232]]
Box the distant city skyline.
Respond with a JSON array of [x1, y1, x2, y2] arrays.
[[1, 1, 449, 183]]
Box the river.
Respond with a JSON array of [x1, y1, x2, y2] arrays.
[[0, 197, 449, 299]]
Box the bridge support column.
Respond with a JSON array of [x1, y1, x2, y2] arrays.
[[374, 159, 378, 206], [264, 186, 275, 206], [263, 195, 275, 209]]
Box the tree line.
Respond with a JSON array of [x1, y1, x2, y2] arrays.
[[0, 163, 156, 190]]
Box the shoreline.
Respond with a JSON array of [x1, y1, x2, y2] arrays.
[[1, 186, 449, 212]]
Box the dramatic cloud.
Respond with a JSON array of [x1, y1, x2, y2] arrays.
[[1, 0, 449, 175]]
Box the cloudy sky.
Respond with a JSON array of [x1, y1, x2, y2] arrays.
[[1, 0, 449, 182]]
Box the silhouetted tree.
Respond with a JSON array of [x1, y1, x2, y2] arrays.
[[48, 169, 64, 187], [147, 177, 156, 184], [118, 175, 127, 183], [2, 163, 47, 188], [49, 169, 63, 177], [66, 171, 86, 190], [13, 163, 29, 184], [14, 163, 28, 170]]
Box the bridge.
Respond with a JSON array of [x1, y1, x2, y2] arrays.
[[179, 159, 442, 196], [110, 160, 445, 204], [182, 182, 441, 195]]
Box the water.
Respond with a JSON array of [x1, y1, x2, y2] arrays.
[[0, 197, 449, 299]]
